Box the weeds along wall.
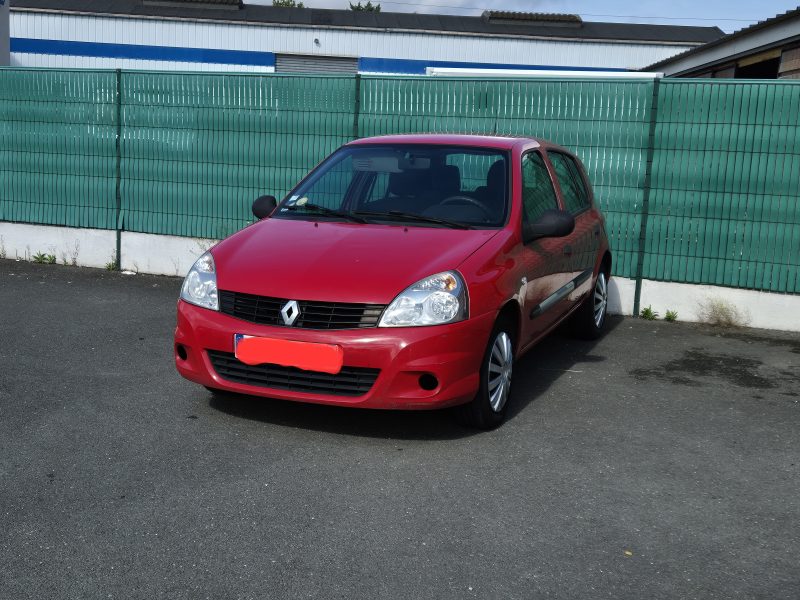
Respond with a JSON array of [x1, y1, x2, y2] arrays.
[[0, 68, 798, 295]]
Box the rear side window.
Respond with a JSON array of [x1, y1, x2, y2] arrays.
[[521, 152, 559, 224], [548, 153, 590, 214]]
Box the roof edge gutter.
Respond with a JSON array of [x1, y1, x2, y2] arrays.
[[9, 7, 712, 47], [427, 67, 664, 79]]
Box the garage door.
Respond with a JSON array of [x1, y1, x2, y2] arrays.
[[275, 54, 359, 74]]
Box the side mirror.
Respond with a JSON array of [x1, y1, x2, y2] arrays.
[[523, 209, 575, 243], [252, 195, 278, 219]]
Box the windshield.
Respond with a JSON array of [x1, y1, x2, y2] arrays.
[[274, 145, 510, 228]]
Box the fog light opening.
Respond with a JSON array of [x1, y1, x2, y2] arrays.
[[419, 373, 439, 391], [176, 344, 188, 361]]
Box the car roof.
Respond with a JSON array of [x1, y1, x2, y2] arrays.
[[346, 134, 541, 151]]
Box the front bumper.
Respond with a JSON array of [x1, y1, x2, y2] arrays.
[[174, 300, 495, 409]]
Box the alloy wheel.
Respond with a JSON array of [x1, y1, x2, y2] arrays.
[[487, 331, 513, 413], [594, 272, 608, 328]]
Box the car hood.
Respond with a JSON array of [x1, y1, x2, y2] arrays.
[[212, 218, 499, 304]]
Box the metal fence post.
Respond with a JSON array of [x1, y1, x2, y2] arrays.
[[114, 68, 122, 270], [352, 73, 361, 140], [633, 77, 661, 317]]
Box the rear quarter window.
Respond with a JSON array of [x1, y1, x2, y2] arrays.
[[521, 152, 559, 224], [549, 153, 590, 215]]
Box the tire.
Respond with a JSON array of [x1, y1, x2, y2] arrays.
[[455, 318, 515, 429], [570, 269, 609, 340]]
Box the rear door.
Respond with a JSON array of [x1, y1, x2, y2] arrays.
[[545, 151, 598, 307]]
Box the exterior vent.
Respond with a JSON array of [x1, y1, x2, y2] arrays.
[[208, 350, 380, 397], [275, 54, 359, 74], [219, 291, 386, 330], [482, 11, 583, 27]]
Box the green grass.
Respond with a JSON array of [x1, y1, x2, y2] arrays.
[[640, 305, 659, 320], [33, 252, 57, 265]]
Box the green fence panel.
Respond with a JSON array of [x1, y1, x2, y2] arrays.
[[0, 68, 117, 229], [1, 68, 798, 293], [119, 72, 357, 238], [647, 79, 800, 293], [360, 76, 656, 278]]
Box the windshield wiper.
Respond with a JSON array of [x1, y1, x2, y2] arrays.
[[353, 210, 471, 230], [283, 203, 368, 224]]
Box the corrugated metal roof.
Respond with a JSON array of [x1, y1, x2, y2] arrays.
[[12, 0, 724, 44], [156, 0, 241, 5], [481, 12, 583, 25], [645, 6, 800, 70]]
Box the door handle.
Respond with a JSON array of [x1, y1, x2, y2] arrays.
[[563, 245, 573, 256]]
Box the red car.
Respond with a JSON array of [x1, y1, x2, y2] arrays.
[[175, 134, 611, 428]]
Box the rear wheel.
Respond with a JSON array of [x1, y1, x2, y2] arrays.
[[455, 319, 515, 429], [570, 270, 609, 340]]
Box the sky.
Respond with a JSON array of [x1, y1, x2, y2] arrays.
[[249, 0, 800, 33]]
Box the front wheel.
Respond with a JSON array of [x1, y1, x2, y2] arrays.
[[455, 320, 515, 429]]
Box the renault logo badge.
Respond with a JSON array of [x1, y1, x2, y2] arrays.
[[280, 300, 300, 326]]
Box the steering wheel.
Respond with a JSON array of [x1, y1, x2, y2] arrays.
[[439, 195, 494, 221]]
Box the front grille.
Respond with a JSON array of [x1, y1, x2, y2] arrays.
[[219, 290, 386, 330], [207, 350, 380, 397]]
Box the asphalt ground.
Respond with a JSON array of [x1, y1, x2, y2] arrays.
[[1, 258, 798, 600]]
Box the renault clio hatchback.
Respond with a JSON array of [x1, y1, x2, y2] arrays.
[[175, 135, 611, 428]]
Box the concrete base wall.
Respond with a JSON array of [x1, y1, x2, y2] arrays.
[[0, 222, 117, 269], [120, 231, 217, 277], [0, 223, 215, 273], [1, 222, 798, 332], [638, 279, 797, 332]]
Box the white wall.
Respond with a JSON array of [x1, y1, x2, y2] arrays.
[[10, 10, 697, 71], [0, 223, 216, 274], [9, 53, 274, 72], [120, 231, 217, 277], [637, 280, 799, 332], [0, 222, 117, 269], [1, 223, 797, 332]]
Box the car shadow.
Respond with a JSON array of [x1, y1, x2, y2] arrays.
[[504, 315, 623, 421], [208, 315, 624, 440], [209, 392, 473, 441]]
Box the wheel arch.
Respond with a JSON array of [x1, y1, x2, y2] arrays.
[[599, 251, 612, 277], [495, 300, 522, 354]]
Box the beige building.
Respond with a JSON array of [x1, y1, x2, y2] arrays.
[[647, 7, 800, 79]]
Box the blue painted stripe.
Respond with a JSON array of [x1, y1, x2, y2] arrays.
[[358, 57, 629, 75], [10, 38, 276, 67]]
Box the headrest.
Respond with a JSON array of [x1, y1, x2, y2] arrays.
[[487, 160, 506, 192], [433, 165, 461, 196], [388, 170, 431, 197]]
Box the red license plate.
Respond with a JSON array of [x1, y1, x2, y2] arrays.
[[234, 334, 343, 375]]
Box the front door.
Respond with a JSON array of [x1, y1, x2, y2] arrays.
[[517, 150, 574, 348], [546, 151, 599, 306]]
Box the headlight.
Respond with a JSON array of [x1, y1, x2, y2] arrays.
[[379, 271, 467, 327], [180, 252, 218, 311]]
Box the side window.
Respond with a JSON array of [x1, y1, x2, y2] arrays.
[[548, 153, 590, 214], [521, 152, 559, 224]]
